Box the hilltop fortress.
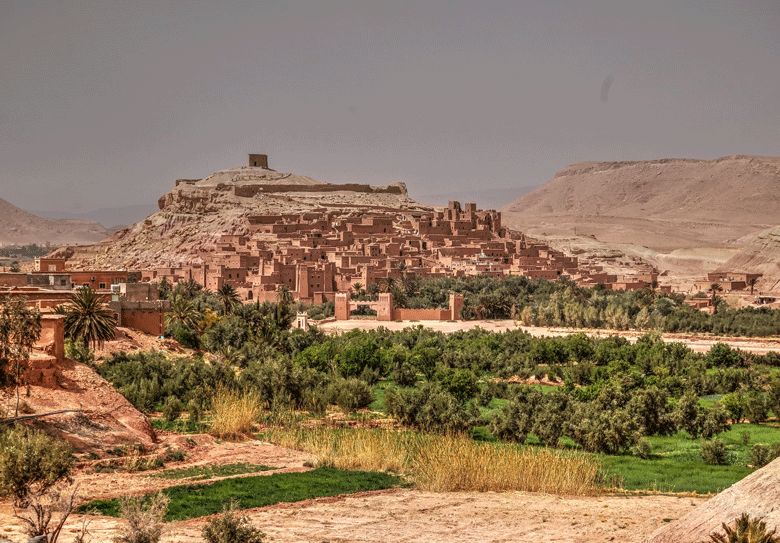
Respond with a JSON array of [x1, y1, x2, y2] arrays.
[[39, 155, 668, 319]]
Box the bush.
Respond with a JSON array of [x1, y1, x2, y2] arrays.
[[328, 378, 374, 413], [701, 402, 731, 439], [385, 383, 471, 434], [114, 492, 169, 543], [202, 500, 265, 543], [701, 438, 728, 465], [64, 338, 95, 366], [162, 396, 183, 422], [633, 437, 652, 459], [187, 398, 203, 424], [0, 426, 75, 507], [172, 325, 200, 349], [750, 444, 772, 468], [436, 368, 479, 404]]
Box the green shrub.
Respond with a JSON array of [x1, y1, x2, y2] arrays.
[[385, 382, 471, 434], [633, 437, 652, 459], [202, 500, 266, 543], [0, 426, 75, 506], [329, 378, 374, 413], [172, 325, 200, 349], [701, 402, 731, 439], [187, 398, 203, 423], [114, 492, 169, 543], [436, 368, 479, 404], [162, 396, 183, 422], [750, 444, 772, 467], [701, 438, 728, 465], [64, 338, 95, 366]]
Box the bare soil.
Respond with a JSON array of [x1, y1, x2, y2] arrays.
[[0, 437, 707, 543], [320, 320, 780, 355]]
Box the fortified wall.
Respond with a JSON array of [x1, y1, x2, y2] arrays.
[[232, 183, 406, 198]]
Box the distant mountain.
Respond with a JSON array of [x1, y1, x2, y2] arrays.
[[416, 185, 540, 210], [27, 203, 160, 230], [0, 198, 110, 246], [501, 155, 780, 251]]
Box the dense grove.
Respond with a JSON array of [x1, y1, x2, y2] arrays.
[[399, 275, 780, 337], [96, 278, 780, 458]]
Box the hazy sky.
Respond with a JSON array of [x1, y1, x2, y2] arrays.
[[1, 0, 778, 214]]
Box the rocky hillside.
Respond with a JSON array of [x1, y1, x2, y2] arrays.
[[502, 155, 780, 251], [0, 198, 110, 246], [52, 164, 432, 269], [716, 226, 780, 291], [506, 155, 780, 222]]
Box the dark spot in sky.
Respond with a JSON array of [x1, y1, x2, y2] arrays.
[[600, 74, 614, 103], [348, 105, 357, 114]]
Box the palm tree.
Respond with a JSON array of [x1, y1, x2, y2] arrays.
[[275, 286, 294, 331], [352, 282, 364, 297], [172, 278, 203, 299], [165, 295, 201, 333], [710, 282, 724, 314], [367, 282, 380, 300], [749, 278, 757, 296], [62, 286, 117, 348], [276, 285, 294, 306], [381, 277, 395, 293], [217, 284, 241, 315]]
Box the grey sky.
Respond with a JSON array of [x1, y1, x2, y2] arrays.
[[1, 0, 778, 214]]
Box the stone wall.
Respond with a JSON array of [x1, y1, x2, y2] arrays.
[[233, 183, 405, 198]]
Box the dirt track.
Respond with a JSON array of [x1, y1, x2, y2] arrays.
[[320, 320, 780, 355]]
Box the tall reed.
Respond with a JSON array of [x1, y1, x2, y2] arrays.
[[264, 426, 603, 495], [208, 388, 264, 440]]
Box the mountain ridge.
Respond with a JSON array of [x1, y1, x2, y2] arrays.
[[0, 198, 110, 246]]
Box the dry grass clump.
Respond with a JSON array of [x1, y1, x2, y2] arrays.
[[265, 427, 602, 495], [408, 432, 601, 494], [208, 388, 264, 441]]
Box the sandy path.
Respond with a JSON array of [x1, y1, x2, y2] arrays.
[[0, 490, 706, 543], [319, 320, 780, 354]]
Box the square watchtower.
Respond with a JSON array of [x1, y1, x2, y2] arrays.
[[248, 154, 269, 168]]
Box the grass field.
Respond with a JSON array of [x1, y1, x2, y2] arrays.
[[81, 467, 403, 521], [147, 463, 276, 480], [599, 423, 780, 494]]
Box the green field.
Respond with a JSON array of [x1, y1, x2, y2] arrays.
[[147, 463, 276, 481], [81, 467, 403, 521], [600, 423, 780, 494]]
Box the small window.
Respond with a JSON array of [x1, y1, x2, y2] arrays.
[[99, 283, 106, 289]]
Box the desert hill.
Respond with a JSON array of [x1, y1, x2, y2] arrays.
[[502, 155, 780, 252], [715, 225, 780, 292], [53, 164, 433, 270], [0, 198, 110, 246]]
